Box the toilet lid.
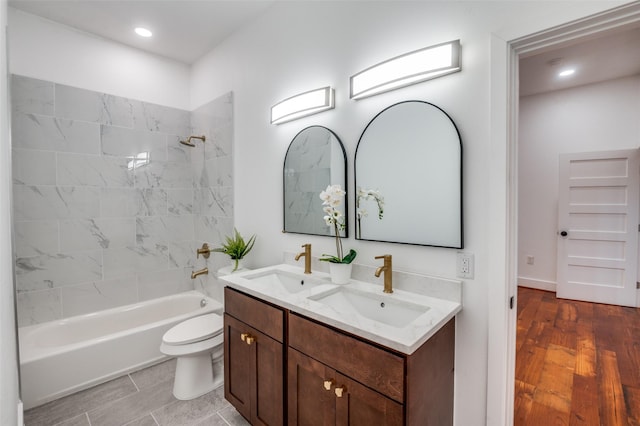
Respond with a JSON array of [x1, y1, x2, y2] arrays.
[[162, 313, 223, 346]]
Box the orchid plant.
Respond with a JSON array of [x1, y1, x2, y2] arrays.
[[356, 188, 385, 238], [319, 184, 356, 264]]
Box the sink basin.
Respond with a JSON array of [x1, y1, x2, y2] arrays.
[[309, 287, 430, 328], [243, 270, 326, 294]]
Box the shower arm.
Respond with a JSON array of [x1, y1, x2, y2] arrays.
[[179, 135, 206, 147]]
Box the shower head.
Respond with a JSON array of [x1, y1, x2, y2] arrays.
[[179, 135, 206, 147]]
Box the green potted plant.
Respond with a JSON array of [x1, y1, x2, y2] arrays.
[[213, 228, 256, 272]]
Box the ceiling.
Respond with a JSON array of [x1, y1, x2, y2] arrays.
[[7, 1, 640, 94], [519, 25, 640, 96], [8, 0, 276, 64]]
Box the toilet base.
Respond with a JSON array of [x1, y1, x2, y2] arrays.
[[159, 314, 224, 401], [173, 352, 223, 400]]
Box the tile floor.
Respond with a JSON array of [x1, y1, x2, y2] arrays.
[[24, 359, 250, 426]]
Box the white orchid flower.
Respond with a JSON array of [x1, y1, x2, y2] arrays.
[[318, 184, 352, 262], [356, 187, 384, 220], [332, 186, 345, 197]]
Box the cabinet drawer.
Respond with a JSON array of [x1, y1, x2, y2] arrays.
[[225, 287, 284, 342], [289, 313, 404, 402]]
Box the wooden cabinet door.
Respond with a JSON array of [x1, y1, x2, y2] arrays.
[[225, 314, 253, 420], [334, 372, 403, 426], [253, 324, 284, 426], [288, 348, 336, 426], [225, 313, 284, 426]]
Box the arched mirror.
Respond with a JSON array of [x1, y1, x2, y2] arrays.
[[354, 101, 463, 247], [283, 126, 348, 237]]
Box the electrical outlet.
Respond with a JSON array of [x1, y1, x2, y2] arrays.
[[457, 252, 474, 279], [526, 255, 534, 265]]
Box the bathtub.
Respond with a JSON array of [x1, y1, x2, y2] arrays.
[[19, 290, 223, 409]]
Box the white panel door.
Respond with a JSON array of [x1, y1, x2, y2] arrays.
[[556, 149, 639, 307]]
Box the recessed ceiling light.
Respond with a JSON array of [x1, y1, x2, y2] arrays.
[[558, 69, 575, 77], [135, 27, 152, 38]]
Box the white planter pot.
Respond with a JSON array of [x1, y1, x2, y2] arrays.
[[231, 258, 244, 271], [329, 263, 352, 285]]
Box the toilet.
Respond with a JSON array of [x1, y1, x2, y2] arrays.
[[160, 313, 224, 400]]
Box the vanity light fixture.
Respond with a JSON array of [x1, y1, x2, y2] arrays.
[[270, 86, 335, 125], [350, 40, 461, 100]]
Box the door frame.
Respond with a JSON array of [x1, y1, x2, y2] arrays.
[[488, 2, 640, 425]]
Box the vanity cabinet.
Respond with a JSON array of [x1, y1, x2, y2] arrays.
[[224, 287, 455, 426], [224, 288, 285, 426]]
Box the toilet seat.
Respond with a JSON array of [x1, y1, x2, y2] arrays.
[[160, 333, 224, 357], [162, 313, 223, 346]]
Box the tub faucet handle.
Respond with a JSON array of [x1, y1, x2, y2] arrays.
[[197, 243, 211, 259]]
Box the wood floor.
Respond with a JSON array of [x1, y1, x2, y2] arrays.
[[515, 286, 640, 425]]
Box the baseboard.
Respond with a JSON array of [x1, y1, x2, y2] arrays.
[[517, 277, 556, 292], [17, 400, 23, 426], [519, 278, 640, 305]]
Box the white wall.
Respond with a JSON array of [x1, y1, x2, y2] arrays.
[[518, 76, 640, 291], [190, 2, 631, 424], [8, 8, 190, 110], [192, 6, 491, 420], [1, 0, 21, 424]]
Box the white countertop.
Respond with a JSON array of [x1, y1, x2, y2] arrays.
[[219, 263, 462, 355]]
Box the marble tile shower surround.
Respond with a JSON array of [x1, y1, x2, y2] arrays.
[[11, 75, 234, 327], [283, 251, 462, 303]]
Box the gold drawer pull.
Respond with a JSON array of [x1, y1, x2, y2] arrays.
[[245, 335, 255, 345], [323, 379, 334, 391], [335, 386, 345, 398], [240, 333, 249, 342]]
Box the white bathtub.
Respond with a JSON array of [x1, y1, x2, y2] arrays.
[[19, 290, 223, 409]]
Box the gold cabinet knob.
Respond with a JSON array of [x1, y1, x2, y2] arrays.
[[240, 333, 255, 345], [335, 386, 345, 398], [323, 380, 334, 391]]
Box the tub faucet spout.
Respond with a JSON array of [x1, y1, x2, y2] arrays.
[[191, 267, 208, 279], [374, 255, 393, 293], [295, 244, 312, 274]]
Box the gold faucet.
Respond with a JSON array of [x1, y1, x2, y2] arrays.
[[191, 267, 208, 279], [196, 243, 211, 259], [295, 244, 312, 274], [374, 255, 393, 293]]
